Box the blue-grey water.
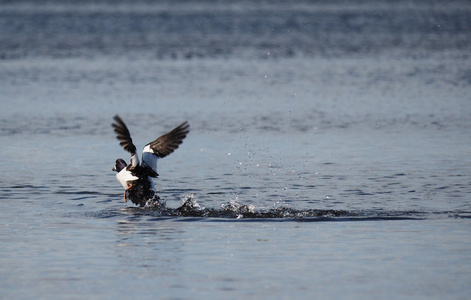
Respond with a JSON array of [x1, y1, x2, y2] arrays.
[[1, 0, 471, 299]]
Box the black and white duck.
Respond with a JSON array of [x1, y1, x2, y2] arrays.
[[111, 115, 189, 207]]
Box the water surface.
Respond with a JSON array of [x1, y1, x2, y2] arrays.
[[1, 1, 471, 299]]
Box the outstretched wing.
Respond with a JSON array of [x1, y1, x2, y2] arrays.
[[148, 121, 190, 158], [112, 115, 139, 168], [112, 115, 137, 155], [141, 121, 190, 177]]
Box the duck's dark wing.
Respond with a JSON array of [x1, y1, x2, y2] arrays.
[[112, 115, 137, 155], [147, 121, 190, 158]]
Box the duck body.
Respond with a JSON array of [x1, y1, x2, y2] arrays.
[[114, 162, 155, 206], [123, 176, 156, 207]]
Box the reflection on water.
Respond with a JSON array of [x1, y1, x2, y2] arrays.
[[115, 219, 186, 279]]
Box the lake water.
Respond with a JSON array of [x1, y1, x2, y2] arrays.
[[1, 0, 471, 299]]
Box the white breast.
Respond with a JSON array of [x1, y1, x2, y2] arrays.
[[116, 168, 139, 189]]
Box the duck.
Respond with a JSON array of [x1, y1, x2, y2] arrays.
[[111, 115, 189, 206]]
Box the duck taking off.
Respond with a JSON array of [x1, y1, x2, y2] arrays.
[[111, 115, 189, 206]]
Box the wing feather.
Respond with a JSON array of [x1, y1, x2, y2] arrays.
[[147, 121, 190, 158], [112, 115, 137, 155]]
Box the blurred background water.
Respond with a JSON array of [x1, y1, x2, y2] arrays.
[[1, 0, 470, 299]]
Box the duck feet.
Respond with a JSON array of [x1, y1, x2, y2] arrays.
[[124, 184, 133, 202]]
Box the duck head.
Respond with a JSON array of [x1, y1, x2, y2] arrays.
[[112, 158, 127, 172]]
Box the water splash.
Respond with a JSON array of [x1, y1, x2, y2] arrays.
[[113, 196, 471, 221]]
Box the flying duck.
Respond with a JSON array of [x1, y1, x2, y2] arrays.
[[111, 115, 190, 206]]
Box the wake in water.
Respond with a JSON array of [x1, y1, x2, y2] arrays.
[[123, 194, 471, 221]]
